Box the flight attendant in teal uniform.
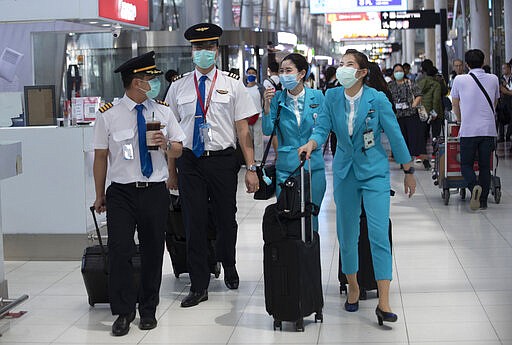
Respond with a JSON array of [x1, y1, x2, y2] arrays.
[[299, 49, 417, 326], [262, 53, 326, 231]]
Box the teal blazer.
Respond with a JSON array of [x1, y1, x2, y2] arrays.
[[262, 88, 325, 173], [311, 85, 411, 180]]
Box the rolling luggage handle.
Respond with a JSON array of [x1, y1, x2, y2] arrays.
[[89, 206, 108, 274], [299, 152, 313, 243]]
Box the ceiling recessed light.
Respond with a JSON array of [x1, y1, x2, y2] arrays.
[[101, 23, 111, 27], [89, 21, 98, 24]]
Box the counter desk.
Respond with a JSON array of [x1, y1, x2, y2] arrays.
[[0, 125, 104, 260]]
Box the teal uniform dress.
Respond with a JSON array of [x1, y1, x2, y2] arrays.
[[310, 85, 411, 280], [262, 88, 326, 231]]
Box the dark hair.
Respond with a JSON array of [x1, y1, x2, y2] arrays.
[[403, 62, 411, 69], [367, 62, 394, 109], [165, 69, 178, 83], [344, 49, 370, 70], [268, 61, 279, 73], [246, 66, 257, 74], [122, 72, 146, 89], [482, 65, 491, 73], [392, 63, 404, 72], [421, 59, 436, 76], [465, 49, 485, 69], [324, 66, 337, 81], [281, 53, 309, 82]]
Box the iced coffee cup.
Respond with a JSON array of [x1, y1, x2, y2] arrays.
[[146, 120, 161, 150]]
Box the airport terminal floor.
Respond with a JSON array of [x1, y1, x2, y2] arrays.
[[2, 141, 512, 345]]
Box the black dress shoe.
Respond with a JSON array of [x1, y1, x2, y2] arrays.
[[180, 290, 208, 308], [480, 199, 488, 210], [224, 266, 239, 290], [112, 312, 135, 336], [139, 316, 157, 330]]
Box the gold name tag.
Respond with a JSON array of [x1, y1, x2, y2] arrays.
[[216, 89, 228, 94]]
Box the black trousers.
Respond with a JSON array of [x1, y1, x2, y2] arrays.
[[106, 182, 169, 317], [176, 149, 238, 292], [460, 136, 495, 201]]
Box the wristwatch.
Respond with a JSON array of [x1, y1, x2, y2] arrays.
[[247, 164, 258, 172], [403, 166, 415, 174]]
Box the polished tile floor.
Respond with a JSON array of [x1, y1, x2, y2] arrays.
[[2, 142, 512, 345]]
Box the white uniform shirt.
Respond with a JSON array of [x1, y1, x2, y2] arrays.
[[93, 94, 186, 184], [345, 86, 363, 136], [246, 84, 263, 114], [165, 67, 258, 151]]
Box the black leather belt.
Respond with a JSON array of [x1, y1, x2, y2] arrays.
[[184, 147, 235, 157], [114, 181, 165, 188]]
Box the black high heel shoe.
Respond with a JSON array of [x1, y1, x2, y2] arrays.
[[375, 306, 397, 326]]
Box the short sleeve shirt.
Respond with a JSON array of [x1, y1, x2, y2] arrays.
[[451, 68, 499, 137], [93, 95, 186, 183], [164, 67, 259, 151]]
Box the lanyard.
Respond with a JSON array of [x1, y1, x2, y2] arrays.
[[194, 70, 218, 121]]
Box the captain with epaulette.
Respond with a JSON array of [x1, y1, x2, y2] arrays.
[[164, 23, 259, 308], [92, 51, 186, 337]]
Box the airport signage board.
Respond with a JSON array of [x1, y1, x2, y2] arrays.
[[380, 10, 440, 29], [310, 0, 407, 14], [99, 0, 149, 28]]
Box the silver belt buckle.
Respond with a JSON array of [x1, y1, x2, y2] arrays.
[[203, 150, 211, 157], [135, 181, 149, 188]]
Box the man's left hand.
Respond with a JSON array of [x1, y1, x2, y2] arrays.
[[245, 170, 259, 193]]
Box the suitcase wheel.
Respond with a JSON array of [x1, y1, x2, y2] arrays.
[[174, 273, 180, 278], [88, 297, 95, 307], [273, 319, 282, 331], [339, 284, 347, 295], [494, 187, 501, 204], [314, 312, 323, 323], [460, 188, 466, 200], [295, 318, 304, 332], [359, 288, 367, 300]]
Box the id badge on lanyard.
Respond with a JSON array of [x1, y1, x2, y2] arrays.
[[195, 71, 218, 146], [363, 113, 375, 150], [199, 122, 213, 144]]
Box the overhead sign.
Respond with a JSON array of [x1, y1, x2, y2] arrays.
[[310, 0, 407, 14], [328, 13, 388, 41], [98, 0, 149, 28], [381, 10, 440, 29]]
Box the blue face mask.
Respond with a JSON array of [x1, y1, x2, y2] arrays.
[[394, 71, 405, 81], [193, 50, 216, 69], [247, 75, 257, 83], [279, 73, 300, 90], [144, 78, 161, 99]]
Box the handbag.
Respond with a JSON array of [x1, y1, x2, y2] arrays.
[[254, 106, 281, 200], [417, 105, 429, 122]]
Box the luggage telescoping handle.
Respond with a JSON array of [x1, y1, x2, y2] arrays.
[[299, 152, 313, 243], [89, 206, 108, 271]]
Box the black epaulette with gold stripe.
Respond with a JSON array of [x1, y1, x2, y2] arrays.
[[155, 99, 169, 107], [224, 71, 240, 80], [98, 102, 113, 113], [172, 73, 187, 82]]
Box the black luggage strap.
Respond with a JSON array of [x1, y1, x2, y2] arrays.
[[89, 206, 108, 274], [469, 72, 495, 114], [260, 105, 282, 169]]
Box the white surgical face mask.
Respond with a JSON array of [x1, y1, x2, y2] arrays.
[[336, 66, 359, 89]]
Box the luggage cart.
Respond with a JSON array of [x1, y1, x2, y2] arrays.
[[431, 121, 501, 205]]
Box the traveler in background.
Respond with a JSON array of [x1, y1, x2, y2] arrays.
[[451, 49, 500, 210], [498, 62, 512, 143], [306, 72, 316, 89], [93, 52, 185, 336], [262, 53, 326, 231], [449, 58, 465, 88], [403, 62, 416, 82], [417, 60, 443, 141], [164, 69, 178, 95], [299, 49, 416, 326], [323, 66, 340, 156], [165, 23, 259, 307], [245, 66, 264, 162], [388, 64, 430, 169], [263, 61, 282, 157]]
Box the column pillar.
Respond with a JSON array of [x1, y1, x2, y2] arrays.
[[469, 0, 490, 63], [219, 0, 234, 29], [504, 0, 512, 61], [241, 0, 254, 28], [424, 0, 435, 61], [183, 0, 203, 29], [435, 0, 448, 68], [278, 0, 289, 31]]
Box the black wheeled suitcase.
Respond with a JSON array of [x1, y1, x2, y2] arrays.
[[165, 194, 221, 278], [81, 206, 141, 306], [338, 206, 392, 299], [263, 154, 323, 332]]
